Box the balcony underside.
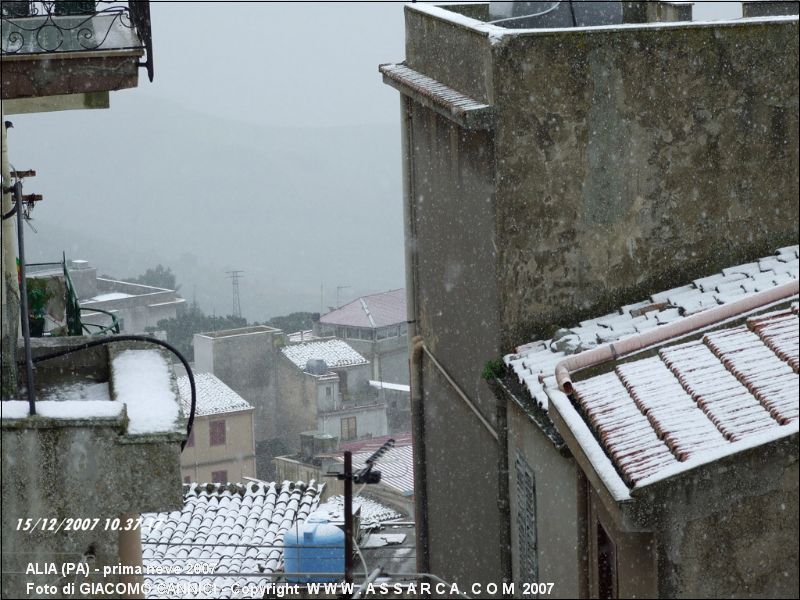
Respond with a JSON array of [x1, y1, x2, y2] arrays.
[[1, 51, 140, 99]]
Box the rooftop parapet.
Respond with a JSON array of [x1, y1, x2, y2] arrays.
[[1, 336, 186, 597]]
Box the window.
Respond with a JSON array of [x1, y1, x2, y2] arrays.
[[597, 521, 617, 599], [341, 417, 357, 441], [211, 470, 228, 484], [209, 420, 226, 446], [326, 386, 333, 397], [515, 453, 538, 583], [185, 430, 195, 448]]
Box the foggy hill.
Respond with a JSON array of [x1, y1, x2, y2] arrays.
[[11, 93, 405, 320]]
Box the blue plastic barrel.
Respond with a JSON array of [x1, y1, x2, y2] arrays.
[[284, 515, 345, 582]]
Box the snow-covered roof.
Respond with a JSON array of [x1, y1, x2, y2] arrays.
[[504, 246, 799, 494], [2, 351, 181, 436], [505, 246, 800, 411], [313, 495, 403, 529], [280, 339, 368, 371], [562, 305, 799, 491], [176, 373, 252, 417], [369, 380, 411, 393], [320, 289, 406, 329], [337, 443, 415, 497], [141, 481, 324, 599]]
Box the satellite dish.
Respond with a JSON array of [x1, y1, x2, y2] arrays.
[[489, 1, 623, 28]]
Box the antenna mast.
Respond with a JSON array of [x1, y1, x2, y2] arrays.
[[226, 270, 244, 319]]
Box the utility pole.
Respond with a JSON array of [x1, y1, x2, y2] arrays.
[[226, 270, 244, 319], [336, 285, 351, 309], [329, 438, 395, 599]]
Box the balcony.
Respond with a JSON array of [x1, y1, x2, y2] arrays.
[[1, 0, 153, 100]]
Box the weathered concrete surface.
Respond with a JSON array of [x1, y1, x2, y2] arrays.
[[507, 400, 584, 599], [644, 434, 800, 598], [493, 19, 800, 347], [194, 326, 282, 443], [3, 336, 185, 598]]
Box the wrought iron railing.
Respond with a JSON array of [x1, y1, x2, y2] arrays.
[[1, 1, 153, 80]]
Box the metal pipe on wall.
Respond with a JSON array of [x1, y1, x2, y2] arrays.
[[401, 94, 430, 575]]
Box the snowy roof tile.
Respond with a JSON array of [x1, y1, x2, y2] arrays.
[[281, 339, 368, 371], [336, 444, 414, 497], [504, 247, 800, 411], [319, 289, 406, 329], [569, 307, 798, 488], [176, 373, 252, 417], [141, 481, 324, 599]]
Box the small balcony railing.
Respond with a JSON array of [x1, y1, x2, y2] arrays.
[[1, 0, 153, 81]]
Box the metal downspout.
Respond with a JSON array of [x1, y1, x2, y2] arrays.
[[494, 380, 513, 595], [402, 95, 430, 575]]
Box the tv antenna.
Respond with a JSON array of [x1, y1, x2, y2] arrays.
[[226, 270, 244, 319], [336, 285, 351, 309]]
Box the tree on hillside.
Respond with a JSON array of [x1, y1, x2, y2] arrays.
[[150, 302, 247, 360], [126, 264, 179, 291], [267, 311, 315, 333]]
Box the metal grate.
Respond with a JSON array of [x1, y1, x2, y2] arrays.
[[515, 452, 539, 584]]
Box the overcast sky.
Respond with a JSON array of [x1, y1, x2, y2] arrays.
[[139, 2, 408, 128]]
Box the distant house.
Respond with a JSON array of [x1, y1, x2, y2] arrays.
[[275, 433, 415, 518], [277, 339, 387, 450], [177, 373, 256, 484], [315, 289, 409, 385], [369, 379, 411, 433], [141, 481, 324, 598]]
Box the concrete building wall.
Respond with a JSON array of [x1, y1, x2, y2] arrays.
[[1, 415, 183, 598], [346, 335, 410, 385], [180, 410, 256, 484], [648, 436, 800, 599], [507, 401, 584, 599], [317, 403, 388, 441], [274, 358, 320, 455], [394, 5, 800, 594], [402, 83, 501, 590], [193, 326, 282, 443], [492, 19, 800, 346]]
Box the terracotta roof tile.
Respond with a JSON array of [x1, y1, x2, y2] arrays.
[[570, 306, 798, 487]]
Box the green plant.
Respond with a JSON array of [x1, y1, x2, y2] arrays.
[[26, 279, 54, 319], [481, 357, 506, 381]]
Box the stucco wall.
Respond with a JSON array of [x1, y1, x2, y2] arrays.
[[507, 401, 584, 599], [193, 327, 281, 442], [1, 418, 183, 598], [649, 435, 800, 599], [404, 95, 502, 592], [180, 410, 256, 483]]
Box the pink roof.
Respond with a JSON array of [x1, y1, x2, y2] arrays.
[[338, 432, 412, 453], [320, 289, 406, 329], [571, 304, 799, 488]]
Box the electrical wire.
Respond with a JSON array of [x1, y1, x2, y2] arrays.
[[489, 1, 562, 25], [20, 334, 196, 451]]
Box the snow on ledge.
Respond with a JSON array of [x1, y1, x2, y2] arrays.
[[1, 400, 124, 420], [546, 387, 632, 502], [112, 350, 180, 435]]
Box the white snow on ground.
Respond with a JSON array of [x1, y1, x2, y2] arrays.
[[113, 350, 179, 434], [88, 292, 134, 302], [1, 400, 123, 420]]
